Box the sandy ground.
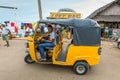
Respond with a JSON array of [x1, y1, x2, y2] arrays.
[[0, 39, 120, 80]]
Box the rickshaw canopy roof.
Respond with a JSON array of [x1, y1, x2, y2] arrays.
[[39, 18, 101, 46], [39, 18, 99, 28]]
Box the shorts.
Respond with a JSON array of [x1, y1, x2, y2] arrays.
[[2, 35, 9, 41]]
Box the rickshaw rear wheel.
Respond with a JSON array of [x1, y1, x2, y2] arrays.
[[73, 61, 89, 75], [24, 54, 35, 64]]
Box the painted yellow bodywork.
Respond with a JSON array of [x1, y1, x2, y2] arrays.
[[53, 45, 100, 66], [28, 35, 100, 66], [27, 22, 100, 66], [27, 36, 37, 62]]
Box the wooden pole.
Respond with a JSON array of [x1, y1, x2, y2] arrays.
[[38, 0, 43, 20]]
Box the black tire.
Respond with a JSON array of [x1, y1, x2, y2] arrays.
[[73, 61, 89, 75], [118, 43, 120, 49], [24, 54, 35, 64]]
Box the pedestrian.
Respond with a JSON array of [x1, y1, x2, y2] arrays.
[[108, 28, 112, 40], [0, 25, 2, 46], [25, 25, 34, 37], [104, 27, 109, 40], [111, 28, 118, 41], [1, 23, 10, 47]]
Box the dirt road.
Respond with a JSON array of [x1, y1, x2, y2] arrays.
[[0, 39, 120, 80]]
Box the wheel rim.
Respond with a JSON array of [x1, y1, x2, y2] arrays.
[[76, 65, 86, 74], [27, 56, 34, 62]]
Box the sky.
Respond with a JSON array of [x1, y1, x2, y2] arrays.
[[0, 0, 115, 23]]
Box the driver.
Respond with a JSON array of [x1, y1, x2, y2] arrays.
[[38, 25, 56, 62]]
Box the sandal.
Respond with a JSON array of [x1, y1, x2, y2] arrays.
[[38, 58, 46, 62], [39, 60, 46, 62]]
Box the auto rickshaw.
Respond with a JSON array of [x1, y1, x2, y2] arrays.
[[24, 18, 101, 75]]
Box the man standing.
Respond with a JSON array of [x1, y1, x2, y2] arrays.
[[1, 23, 10, 47]]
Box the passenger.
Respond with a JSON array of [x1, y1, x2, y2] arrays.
[[38, 25, 56, 62], [54, 24, 60, 35], [1, 23, 10, 47], [62, 27, 67, 38], [25, 25, 34, 37], [54, 24, 62, 41], [70, 27, 73, 39]]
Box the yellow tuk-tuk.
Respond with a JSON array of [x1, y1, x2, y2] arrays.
[[24, 18, 101, 75]]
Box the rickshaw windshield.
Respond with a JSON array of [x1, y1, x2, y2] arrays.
[[33, 23, 48, 38]]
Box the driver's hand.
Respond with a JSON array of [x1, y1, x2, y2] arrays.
[[41, 39, 46, 41]]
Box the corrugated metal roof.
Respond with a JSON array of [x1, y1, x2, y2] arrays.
[[87, 0, 120, 22], [93, 15, 120, 22]]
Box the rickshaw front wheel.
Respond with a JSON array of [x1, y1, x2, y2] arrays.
[[24, 54, 35, 64], [73, 61, 89, 75]]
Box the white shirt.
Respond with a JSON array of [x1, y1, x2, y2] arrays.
[[113, 29, 117, 33], [50, 31, 56, 45], [2, 27, 9, 35], [26, 28, 33, 32], [26, 27, 34, 36]]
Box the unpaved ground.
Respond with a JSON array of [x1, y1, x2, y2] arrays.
[[0, 39, 120, 80]]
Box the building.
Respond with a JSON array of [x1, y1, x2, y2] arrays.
[[48, 8, 81, 19], [87, 0, 120, 29]]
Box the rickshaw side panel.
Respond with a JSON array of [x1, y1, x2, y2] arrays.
[[27, 37, 37, 62], [65, 45, 100, 66], [52, 41, 63, 62]]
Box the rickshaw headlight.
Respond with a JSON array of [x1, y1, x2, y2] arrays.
[[25, 42, 29, 48], [25, 49, 29, 54], [98, 47, 102, 55]]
